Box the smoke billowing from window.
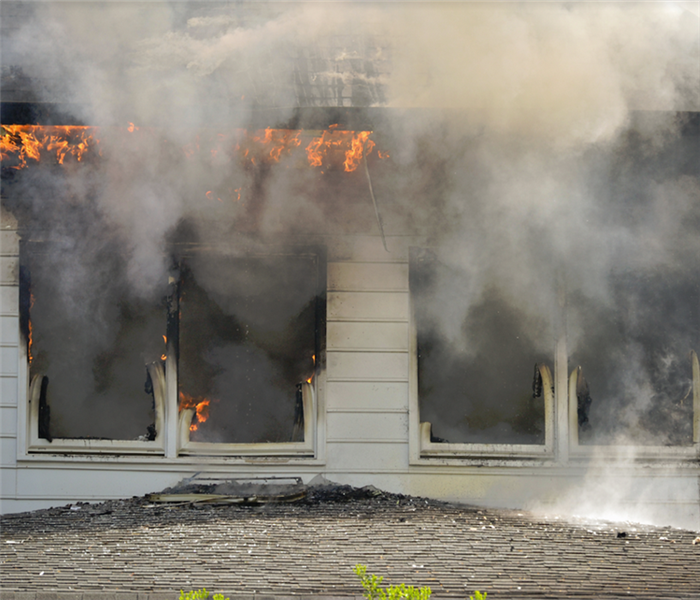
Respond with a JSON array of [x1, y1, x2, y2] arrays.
[[1, 4, 698, 470]]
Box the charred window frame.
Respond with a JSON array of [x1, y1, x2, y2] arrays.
[[20, 240, 168, 454], [409, 248, 555, 461], [171, 245, 326, 457]]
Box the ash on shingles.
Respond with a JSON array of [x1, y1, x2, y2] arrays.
[[157, 475, 450, 507]]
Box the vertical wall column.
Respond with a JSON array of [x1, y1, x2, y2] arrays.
[[0, 205, 20, 509], [324, 237, 411, 478]]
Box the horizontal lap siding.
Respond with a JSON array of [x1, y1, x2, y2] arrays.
[[0, 406, 17, 436], [327, 321, 408, 350], [326, 381, 409, 411], [327, 262, 408, 292], [0, 286, 18, 316], [0, 376, 18, 407], [326, 252, 411, 473], [327, 441, 409, 472], [327, 411, 408, 442], [1, 210, 19, 506], [327, 291, 408, 321]]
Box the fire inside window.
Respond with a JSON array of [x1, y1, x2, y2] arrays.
[[410, 248, 551, 446], [21, 242, 324, 450], [176, 250, 323, 445]]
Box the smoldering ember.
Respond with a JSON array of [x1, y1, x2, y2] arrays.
[[0, 0, 699, 584]]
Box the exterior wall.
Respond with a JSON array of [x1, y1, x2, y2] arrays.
[[0, 205, 19, 512], [0, 229, 698, 530]]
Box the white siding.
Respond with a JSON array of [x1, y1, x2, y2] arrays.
[[326, 441, 409, 472], [0, 257, 18, 285], [328, 322, 408, 351], [0, 286, 18, 316], [327, 411, 407, 442], [0, 316, 19, 345], [326, 381, 409, 411], [0, 230, 19, 256], [327, 352, 409, 381], [0, 406, 17, 436], [324, 248, 412, 478], [327, 291, 408, 322], [0, 209, 20, 508], [0, 436, 17, 466], [0, 376, 18, 407], [0, 346, 18, 376], [327, 262, 408, 292]]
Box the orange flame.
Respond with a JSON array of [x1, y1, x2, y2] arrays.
[[27, 292, 35, 364], [179, 392, 213, 432], [306, 353, 316, 384], [305, 129, 375, 172], [344, 131, 375, 172], [239, 128, 302, 165], [2, 125, 382, 173], [1, 125, 99, 169], [27, 320, 33, 364]]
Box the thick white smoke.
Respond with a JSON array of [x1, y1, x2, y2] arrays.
[[2, 1, 699, 523]]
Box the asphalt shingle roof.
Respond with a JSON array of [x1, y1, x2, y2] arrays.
[[1, 486, 699, 600]]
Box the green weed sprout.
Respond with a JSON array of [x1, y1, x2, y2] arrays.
[[354, 564, 432, 600], [179, 589, 229, 600], [469, 591, 487, 600]]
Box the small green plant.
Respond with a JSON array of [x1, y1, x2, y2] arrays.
[[469, 592, 487, 600], [354, 564, 432, 600], [179, 589, 229, 600]]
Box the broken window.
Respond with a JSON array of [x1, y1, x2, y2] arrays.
[[22, 242, 168, 449], [176, 248, 324, 451], [410, 248, 553, 450]]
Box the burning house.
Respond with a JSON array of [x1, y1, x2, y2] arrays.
[[1, 2, 699, 528]]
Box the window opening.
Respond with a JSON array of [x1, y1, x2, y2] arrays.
[[176, 249, 323, 447], [410, 248, 552, 447], [569, 271, 699, 446], [22, 243, 168, 445]]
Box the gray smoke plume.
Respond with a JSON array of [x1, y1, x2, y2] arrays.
[[2, 2, 699, 519]]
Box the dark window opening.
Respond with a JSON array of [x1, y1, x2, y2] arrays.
[[411, 248, 549, 445], [570, 271, 699, 446], [177, 249, 324, 444], [22, 243, 167, 441]]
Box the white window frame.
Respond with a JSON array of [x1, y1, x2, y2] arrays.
[[408, 284, 556, 464], [567, 351, 700, 461], [26, 361, 167, 455], [169, 245, 324, 458], [21, 239, 168, 455], [177, 381, 316, 456], [21, 243, 325, 459]]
